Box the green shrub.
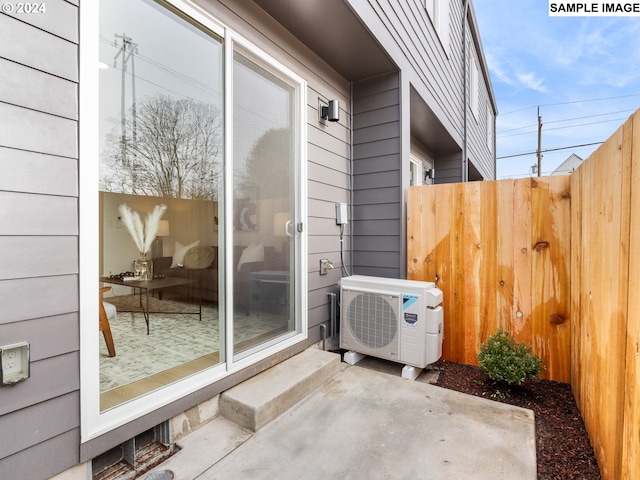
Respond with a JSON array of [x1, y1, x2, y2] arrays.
[[477, 330, 545, 386]]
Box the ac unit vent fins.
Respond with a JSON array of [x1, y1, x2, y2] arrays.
[[346, 291, 398, 348]]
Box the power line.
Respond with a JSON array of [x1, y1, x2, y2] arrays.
[[497, 108, 635, 135], [543, 117, 628, 133], [496, 141, 604, 160], [100, 36, 221, 98], [500, 93, 640, 116], [543, 108, 635, 125], [497, 117, 627, 138]]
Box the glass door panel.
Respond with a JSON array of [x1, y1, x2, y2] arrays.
[[98, 0, 223, 411], [232, 49, 297, 356]]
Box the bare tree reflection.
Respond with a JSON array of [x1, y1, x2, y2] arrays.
[[101, 93, 222, 200]]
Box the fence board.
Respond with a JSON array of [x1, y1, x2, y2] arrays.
[[558, 110, 638, 479], [408, 176, 571, 380], [570, 167, 583, 406], [496, 180, 514, 332], [572, 115, 632, 480], [622, 110, 640, 480], [451, 183, 466, 361], [463, 182, 481, 364], [409, 109, 640, 479], [512, 179, 533, 344]]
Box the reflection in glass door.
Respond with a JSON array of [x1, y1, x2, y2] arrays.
[[232, 48, 297, 357], [98, 0, 224, 411]]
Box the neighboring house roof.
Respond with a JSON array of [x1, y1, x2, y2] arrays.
[[551, 154, 583, 175]]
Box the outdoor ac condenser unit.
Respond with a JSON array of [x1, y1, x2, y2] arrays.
[[340, 275, 444, 372]]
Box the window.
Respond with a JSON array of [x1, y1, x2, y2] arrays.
[[486, 103, 493, 153], [83, 0, 306, 435], [425, 0, 450, 53], [425, 0, 436, 19], [231, 47, 299, 359], [469, 44, 479, 119]]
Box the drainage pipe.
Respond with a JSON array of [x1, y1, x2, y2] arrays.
[[328, 292, 337, 339], [319, 323, 327, 351], [462, 0, 470, 182]]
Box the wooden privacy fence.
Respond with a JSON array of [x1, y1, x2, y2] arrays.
[[407, 176, 572, 382], [570, 112, 639, 480], [407, 109, 640, 480]]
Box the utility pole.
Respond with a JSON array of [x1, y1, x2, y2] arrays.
[[113, 34, 138, 187], [536, 107, 543, 177]]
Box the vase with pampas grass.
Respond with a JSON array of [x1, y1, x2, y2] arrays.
[[118, 203, 167, 281]]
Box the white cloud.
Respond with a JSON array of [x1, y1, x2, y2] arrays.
[[483, 51, 515, 86], [473, 0, 640, 178], [516, 72, 547, 93]]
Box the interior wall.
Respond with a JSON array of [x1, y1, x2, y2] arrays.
[[100, 193, 217, 293]]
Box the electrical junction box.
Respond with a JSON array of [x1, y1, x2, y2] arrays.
[[336, 202, 348, 225], [1, 342, 30, 385]]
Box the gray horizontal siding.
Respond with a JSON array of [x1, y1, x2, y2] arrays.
[[353, 218, 401, 236], [352, 0, 495, 181], [353, 203, 400, 220], [352, 72, 402, 278], [0, 59, 77, 119], [0, 147, 78, 196], [0, 236, 78, 280], [0, 7, 80, 478], [306, 97, 351, 326], [1, 429, 80, 480], [435, 151, 463, 184], [308, 161, 350, 191], [0, 13, 78, 81], [0, 104, 77, 158], [0, 275, 79, 324], [3, 0, 78, 43], [0, 391, 79, 459], [0, 352, 79, 417], [465, 41, 495, 179], [0, 192, 78, 235], [359, 0, 463, 140], [0, 313, 78, 361]]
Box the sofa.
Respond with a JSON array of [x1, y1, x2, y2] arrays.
[[153, 245, 282, 313]]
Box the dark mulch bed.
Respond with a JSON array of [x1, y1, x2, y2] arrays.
[[432, 360, 601, 479]]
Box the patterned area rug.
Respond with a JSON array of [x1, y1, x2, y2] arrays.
[[99, 295, 288, 392]]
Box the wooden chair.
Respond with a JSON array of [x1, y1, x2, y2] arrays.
[[99, 286, 117, 357]]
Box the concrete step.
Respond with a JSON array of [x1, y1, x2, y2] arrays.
[[219, 348, 341, 431]]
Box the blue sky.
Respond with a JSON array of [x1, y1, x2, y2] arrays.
[[473, 0, 640, 178]]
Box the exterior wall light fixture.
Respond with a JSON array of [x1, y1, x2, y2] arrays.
[[321, 99, 340, 122], [425, 168, 435, 181]]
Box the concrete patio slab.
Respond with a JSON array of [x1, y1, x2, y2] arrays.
[[147, 356, 536, 479]]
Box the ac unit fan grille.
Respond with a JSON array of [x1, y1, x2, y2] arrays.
[[346, 291, 398, 348]]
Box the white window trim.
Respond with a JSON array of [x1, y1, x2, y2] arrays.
[[486, 103, 493, 153], [469, 44, 479, 121], [80, 0, 307, 442], [409, 156, 423, 187], [425, 0, 450, 55]]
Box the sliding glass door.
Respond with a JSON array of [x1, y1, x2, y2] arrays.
[[231, 48, 298, 357], [96, 0, 303, 412], [98, 0, 224, 411]]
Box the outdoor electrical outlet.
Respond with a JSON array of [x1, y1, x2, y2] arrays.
[[320, 259, 334, 275], [0, 342, 30, 385]]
